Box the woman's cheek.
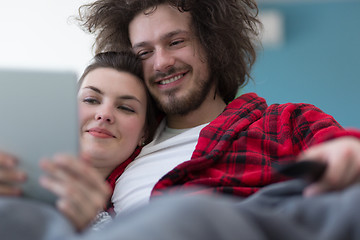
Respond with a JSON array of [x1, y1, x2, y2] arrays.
[[78, 105, 90, 126]]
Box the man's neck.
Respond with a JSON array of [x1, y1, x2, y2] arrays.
[[166, 91, 227, 129]]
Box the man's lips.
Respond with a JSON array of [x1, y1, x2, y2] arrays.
[[87, 128, 116, 138], [156, 71, 187, 85]]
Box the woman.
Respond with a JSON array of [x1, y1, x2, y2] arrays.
[[0, 51, 157, 231]]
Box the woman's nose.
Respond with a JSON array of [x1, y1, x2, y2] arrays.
[[95, 108, 114, 124]]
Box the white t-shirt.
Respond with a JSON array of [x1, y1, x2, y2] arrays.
[[111, 120, 208, 214]]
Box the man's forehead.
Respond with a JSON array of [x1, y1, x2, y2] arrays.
[[129, 4, 192, 45]]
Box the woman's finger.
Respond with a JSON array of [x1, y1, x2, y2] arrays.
[[39, 155, 110, 230], [0, 152, 26, 195], [51, 154, 111, 197]]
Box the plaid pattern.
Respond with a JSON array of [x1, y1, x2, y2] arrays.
[[151, 93, 360, 197], [106, 92, 360, 208]]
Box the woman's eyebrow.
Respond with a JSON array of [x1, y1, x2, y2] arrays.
[[117, 95, 141, 103], [82, 85, 142, 103], [83, 86, 102, 94]]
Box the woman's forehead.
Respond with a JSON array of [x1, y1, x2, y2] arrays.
[[81, 68, 147, 99]]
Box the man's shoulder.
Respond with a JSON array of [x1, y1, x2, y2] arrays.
[[222, 92, 268, 116], [230, 93, 321, 115]]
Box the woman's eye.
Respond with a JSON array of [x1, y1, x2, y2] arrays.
[[83, 97, 99, 104], [118, 105, 135, 113]]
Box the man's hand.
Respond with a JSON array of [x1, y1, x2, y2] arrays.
[[40, 154, 111, 231], [0, 152, 26, 195], [299, 137, 360, 197]]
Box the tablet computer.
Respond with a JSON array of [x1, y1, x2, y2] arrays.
[[0, 68, 79, 205]]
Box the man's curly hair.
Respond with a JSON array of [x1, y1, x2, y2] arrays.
[[77, 0, 261, 103]]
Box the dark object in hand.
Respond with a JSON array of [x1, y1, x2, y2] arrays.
[[274, 160, 327, 182]]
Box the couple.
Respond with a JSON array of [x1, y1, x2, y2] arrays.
[[2, 0, 360, 239]]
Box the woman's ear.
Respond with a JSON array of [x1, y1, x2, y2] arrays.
[[138, 134, 147, 147]]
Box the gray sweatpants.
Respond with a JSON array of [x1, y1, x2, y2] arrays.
[[1, 180, 360, 240]]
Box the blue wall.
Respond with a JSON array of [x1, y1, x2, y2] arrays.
[[243, 1, 360, 128]]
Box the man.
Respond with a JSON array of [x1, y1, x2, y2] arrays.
[[1, 0, 360, 239]]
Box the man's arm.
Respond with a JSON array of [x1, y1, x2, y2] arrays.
[[298, 137, 360, 196]]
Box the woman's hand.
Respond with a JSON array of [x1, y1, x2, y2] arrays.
[[0, 152, 26, 196], [299, 137, 360, 197], [39, 154, 111, 231]]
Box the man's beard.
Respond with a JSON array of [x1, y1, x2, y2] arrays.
[[153, 74, 213, 116]]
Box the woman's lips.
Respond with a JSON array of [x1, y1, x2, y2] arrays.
[[87, 128, 115, 138]]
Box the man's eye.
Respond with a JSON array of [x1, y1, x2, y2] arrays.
[[138, 50, 152, 59], [170, 40, 184, 47], [118, 106, 135, 113], [83, 98, 99, 104]]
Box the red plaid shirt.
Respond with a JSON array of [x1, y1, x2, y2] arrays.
[[106, 93, 360, 204]]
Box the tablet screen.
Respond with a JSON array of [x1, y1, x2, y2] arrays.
[[0, 69, 79, 205]]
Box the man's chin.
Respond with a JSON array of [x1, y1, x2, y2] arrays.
[[158, 101, 199, 116]]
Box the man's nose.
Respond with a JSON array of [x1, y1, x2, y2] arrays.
[[153, 48, 175, 72]]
